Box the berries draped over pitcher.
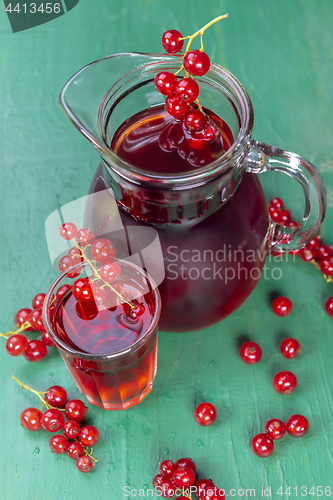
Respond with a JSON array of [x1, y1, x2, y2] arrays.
[[155, 15, 228, 151]]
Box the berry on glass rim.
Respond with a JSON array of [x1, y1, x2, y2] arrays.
[[99, 262, 122, 284], [58, 255, 82, 278], [15, 308, 33, 331], [23, 339, 47, 362], [29, 309, 45, 331], [63, 420, 81, 439], [268, 205, 282, 223], [76, 228, 95, 247], [160, 460, 176, 477], [280, 338, 301, 359], [175, 78, 200, 103], [270, 197, 284, 209], [175, 457, 196, 473], [20, 407, 42, 431], [286, 414, 309, 438], [320, 257, 333, 276], [325, 296, 333, 317], [32, 293, 46, 310], [299, 247, 315, 262], [251, 433, 274, 457], [72, 278, 96, 302], [77, 456, 94, 473], [184, 109, 206, 133], [273, 371, 297, 395], [265, 419, 286, 440], [154, 71, 178, 96], [5, 334, 28, 356], [316, 244, 333, 261], [165, 95, 190, 120], [184, 49, 210, 76], [59, 222, 77, 240], [272, 296, 293, 317], [194, 402, 217, 426], [239, 341, 262, 364], [41, 330, 54, 346], [56, 284, 71, 301], [45, 385, 67, 408], [65, 399, 88, 422], [78, 425, 101, 447], [172, 466, 196, 488], [49, 434, 69, 454], [67, 442, 85, 460], [90, 238, 116, 264], [162, 29, 184, 53], [41, 408, 65, 432]]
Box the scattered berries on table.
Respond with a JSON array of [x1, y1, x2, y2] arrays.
[[273, 371, 298, 395], [280, 338, 301, 359], [272, 296, 293, 317], [194, 402, 217, 426], [251, 433, 274, 458], [239, 341, 262, 364]]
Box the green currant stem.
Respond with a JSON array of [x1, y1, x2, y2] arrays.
[[311, 259, 333, 284], [74, 438, 98, 464], [72, 237, 133, 309], [12, 376, 66, 412], [0, 321, 31, 339], [180, 13, 228, 54]]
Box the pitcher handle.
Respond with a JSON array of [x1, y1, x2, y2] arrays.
[[242, 140, 326, 252]]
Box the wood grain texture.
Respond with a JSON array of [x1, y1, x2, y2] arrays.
[[1, 0, 333, 498]]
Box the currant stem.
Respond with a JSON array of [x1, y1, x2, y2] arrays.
[[12, 376, 66, 412], [0, 322, 31, 339], [181, 13, 228, 54]]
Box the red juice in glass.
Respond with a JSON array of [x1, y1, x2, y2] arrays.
[[43, 261, 161, 410]]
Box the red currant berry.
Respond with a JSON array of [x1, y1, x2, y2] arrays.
[[300, 247, 315, 262], [58, 255, 74, 273], [320, 257, 333, 276], [279, 209, 291, 226], [195, 479, 215, 496], [56, 284, 71, 301], [63, 420, 81, 439], [162, 29, 184, 53], [201, 487, 225, 500], [45, 386, 67, 408], [270, 197, 284, 209], [76, 228, 95, 247], [273, 371, 298, 395], [175, 458, 196, 473], [6, 334, 28, 356], [65, 399, 88, 422], [100, 262, 121, 284], [160, 478, 176, 498], [325, 296, 333, 317], [153, 474, 164, 489], [160, 460, 176, 477], [194, 402, 217, 426], [127, 302, 146, 321], [184, 110, 206, 133], [272, 296, 293, 317], [268, 205, 282, 223], [316, 244, 333, 261], [239, 341, 262, 364], [265, 419, 286, 440], [77, 456, 93, 473], [306, 235, 321, 251], [32, 293, 46, 310], [154, 71, 178, 96], [175, 78, 200, 103], [165, 95, 190, 120], [41, 330, 54, 346], [29, 309, 45, 331], [90, 238, 116, 264], [67, 442, 85, 460], [15, 308, 33, 331], [68, 247, 84, 265], [49, 434, 69, 454], [41, 408, 65, 432], [280, 338, 301, 359], [20, 407, 42, 431], [184, 50, 210, 76], [286, 414, 309, 438], [23, 339, 47, 362], [72, 278, 97, 302], [251, 433, 274, 457], [187, 137, 209, 150], [91, 286, 107, 306], [59, 222, 77, 240], [172, 466, 196, 488], [78, 425, 101, 447], [288, 220, 298, 229]]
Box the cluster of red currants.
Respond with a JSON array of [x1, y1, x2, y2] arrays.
[[2, 293, 53, 362], [154, 17, 228, 151], [17, 378, 100, 473], [153, 457, 225, 499], [251, 415, 309, 458]]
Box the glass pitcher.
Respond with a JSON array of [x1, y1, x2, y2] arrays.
[[60, 53, 326, 332]]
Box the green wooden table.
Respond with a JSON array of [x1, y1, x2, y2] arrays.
[[1, 0, 333, 498]]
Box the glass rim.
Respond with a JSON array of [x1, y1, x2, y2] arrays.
[[60, 52, 254, 188], [42, 259, 161, 361]]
